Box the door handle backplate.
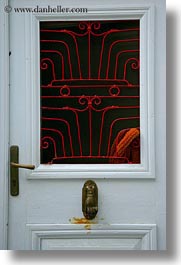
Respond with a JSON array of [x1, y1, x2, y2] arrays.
[[10, 145, 35, 196]]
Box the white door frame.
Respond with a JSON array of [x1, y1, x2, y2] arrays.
[[0, 0, 9, 250], [24, 5, 155, 180]]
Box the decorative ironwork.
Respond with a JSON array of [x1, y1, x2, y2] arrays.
[[40, 20, 140, 164]]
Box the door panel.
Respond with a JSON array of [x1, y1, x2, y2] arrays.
[[8, 0, 166, 250], [26, 224, 156, 250]]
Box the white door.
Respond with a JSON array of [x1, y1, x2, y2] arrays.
[[6, 0, 165, 250]]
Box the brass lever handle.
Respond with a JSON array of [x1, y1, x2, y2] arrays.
[[10, 145, 35, 196], [10, 162, 35, 170]]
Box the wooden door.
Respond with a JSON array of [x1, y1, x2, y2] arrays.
[[6, 0, 166, 250]]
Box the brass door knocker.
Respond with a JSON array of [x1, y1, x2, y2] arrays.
[[82, 180, 98, 220]]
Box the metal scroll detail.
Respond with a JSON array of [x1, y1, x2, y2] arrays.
[[40, 20, 140, 164], [82, 180, 98, 220]]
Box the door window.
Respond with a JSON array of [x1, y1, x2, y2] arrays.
[[40, 20, 140, 164]]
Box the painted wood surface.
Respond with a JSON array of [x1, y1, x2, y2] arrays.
[[0, 0, 166, 250]]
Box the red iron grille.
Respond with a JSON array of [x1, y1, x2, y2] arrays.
[[40, 20, 140, 164]]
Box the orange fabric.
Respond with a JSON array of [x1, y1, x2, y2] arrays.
[[109, 128, 140, 164], [116, 128, 140, 157]]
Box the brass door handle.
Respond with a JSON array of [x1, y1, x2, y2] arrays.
[[10, 162, 35, 170], [10, 145, 35, 196], [82, 180, 98, 220]]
